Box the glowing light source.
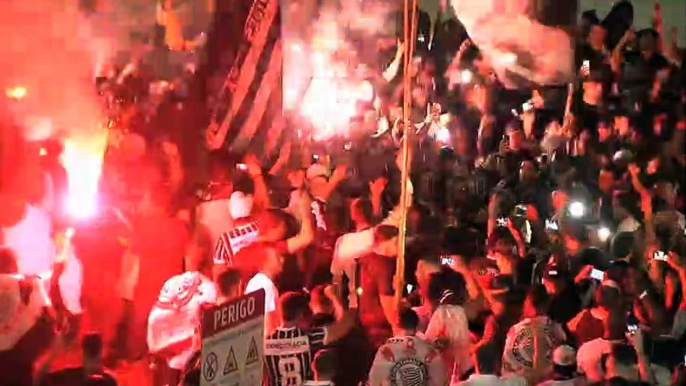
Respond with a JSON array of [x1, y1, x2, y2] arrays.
[[499, 53, 517, 65], [597, 226, 611, 242], [460, 70, 473, 84], [435, 127, 450, 143], [5, 86, 27, 100], [568, 201, 586, 218], [61, 132, 107, 220]]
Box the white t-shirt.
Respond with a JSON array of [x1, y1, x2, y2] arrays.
[[368, 335, 447, 386], [331, 228, 374, 305], [425, 304, 473, 383], [576, 338, 615, 383], [246, 272, 279, 313], [458, 374, 527, 386], [502, 316, 565, 383]]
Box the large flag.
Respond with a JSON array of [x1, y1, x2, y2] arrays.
[[204, 0, 284, 156], [450, 0, 578, 88], [0, 274, 51, 351]]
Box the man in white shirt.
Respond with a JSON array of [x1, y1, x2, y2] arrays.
[[331, 197, 375, 306], [368, 308, 447, 386], [576, 308, 627, 383], [458, 343, 526, 386], [245, 243, 285, 335]]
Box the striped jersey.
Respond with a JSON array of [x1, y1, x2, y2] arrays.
[[264, 326, 327, 386], [213, 220, 259, 266]]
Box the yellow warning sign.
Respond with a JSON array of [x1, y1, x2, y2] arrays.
[[245, 337, 259, 365], [223, 347, 239, 375]]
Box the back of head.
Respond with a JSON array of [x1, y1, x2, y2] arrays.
[[82, 333, 103, 360], [525, 284, 550, 316], [351, 196, 375, 225], [216, 268, 242, 299], [427, 268, 466, 306], [279, 291, 311, 324], [398, 307, 419, 332], [309, 285, 334, 313], [312, 349, 337, 380], [474, 342, 499, 374], [604, 308, 628, 340]]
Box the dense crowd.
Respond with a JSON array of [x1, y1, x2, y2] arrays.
[[1, 2, 686, 386]]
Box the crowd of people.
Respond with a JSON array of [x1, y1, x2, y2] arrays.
[[1, 1, 686, 386]]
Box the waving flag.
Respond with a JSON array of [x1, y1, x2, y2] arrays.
[[450, 0, 578, 88], [204, 0, 283, 156], [0, 274, 51, 351]]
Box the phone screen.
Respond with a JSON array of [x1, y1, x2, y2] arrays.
[[440, 256, 455, 266], [653, 251, 668, 262], [515, 205, 527, 217], [590, 269, 605, 281], [236, 163, 247, 171], [627, 324, 639, 334], [545, 219, 559, 231], [406, 284, 414, 293], [497, 217, 507, 227]]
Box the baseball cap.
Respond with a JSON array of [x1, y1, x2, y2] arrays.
[[553, 345, 576, 367]]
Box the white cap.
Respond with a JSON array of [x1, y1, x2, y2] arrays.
[[229, 191, 253, 219], [553, 345, 576, 366]]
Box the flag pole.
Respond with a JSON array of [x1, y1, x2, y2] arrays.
[[394, 0, 418, 307]]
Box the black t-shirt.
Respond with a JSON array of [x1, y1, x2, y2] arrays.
[[40, 368, 118, 386]]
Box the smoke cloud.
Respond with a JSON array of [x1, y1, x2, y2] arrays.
[[0, 0, 123, 140]]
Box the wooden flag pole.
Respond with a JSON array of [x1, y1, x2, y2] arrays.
[[394, 0, 418, 307]]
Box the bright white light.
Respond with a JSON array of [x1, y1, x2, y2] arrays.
[[500, 53, 517, 65], [568, 201, 586, 218], [62, 135, 107, 220], [435, 127, 450, 143], [358, 80, 374, 102], [5, 86, 27, 100], [460, 70, 473, 84], [597, 226, 611, 242]]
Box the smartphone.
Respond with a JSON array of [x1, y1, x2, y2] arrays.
[[582, 60, 590, 68], [653, 251, 668, 262], [406, 284, 414, 293], [514, 205, 528, 217], [590, 269, 605, 281], [236, 163, 248, 171], [440, 255, 455, 266], [522, 101, 534, 112], [545, 219, 559, 231], [627, 324, 639, 334], [497, 217, 507, 227]]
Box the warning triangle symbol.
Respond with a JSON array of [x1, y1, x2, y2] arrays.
[[245, 337, 259, 365], [223, 347, 239, 375]]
